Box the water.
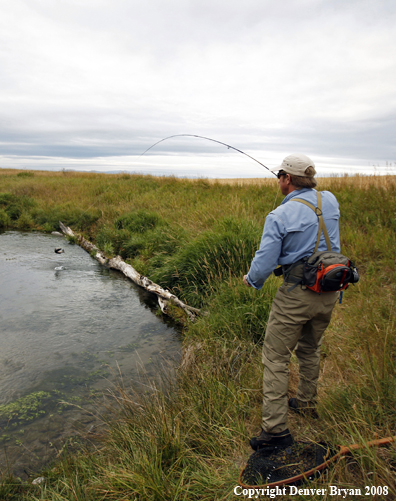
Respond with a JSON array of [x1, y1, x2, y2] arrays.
[[0, 231, 181, 479]]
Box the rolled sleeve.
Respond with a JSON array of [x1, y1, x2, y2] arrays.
[[246, 214, 285, 290]]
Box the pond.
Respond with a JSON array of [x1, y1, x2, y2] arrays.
[[0, 231, 181, 479]]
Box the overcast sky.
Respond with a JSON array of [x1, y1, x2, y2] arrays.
[[1, 0, 395, 178]]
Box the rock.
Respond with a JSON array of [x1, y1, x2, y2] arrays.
[[32, 477, 46, 485]]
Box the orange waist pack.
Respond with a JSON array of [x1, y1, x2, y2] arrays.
[[302, 250, 359, 293]]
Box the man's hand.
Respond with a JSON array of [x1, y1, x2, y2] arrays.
[[243, 275, 252, 287]]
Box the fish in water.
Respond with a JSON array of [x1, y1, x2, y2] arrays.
[[55, 248, 64, 254]]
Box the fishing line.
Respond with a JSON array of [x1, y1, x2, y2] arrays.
[[139, 134, 278, 177], [272, 185, 281, 211]]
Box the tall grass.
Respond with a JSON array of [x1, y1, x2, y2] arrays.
[[1, 169, 396, 500], [150, 218, 262, 308]]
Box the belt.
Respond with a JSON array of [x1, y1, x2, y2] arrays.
[[282, 260, 304, 280], [282, 259, 305, 291]]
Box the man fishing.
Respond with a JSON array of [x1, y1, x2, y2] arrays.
[[243, 153, 341, 450]]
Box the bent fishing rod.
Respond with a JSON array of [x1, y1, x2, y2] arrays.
[[74, 134, 280, 224], [139, 134, 278, 178]]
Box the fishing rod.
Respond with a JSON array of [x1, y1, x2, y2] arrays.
[[139, 134, 278, 177], [75, 134, 279, 223]]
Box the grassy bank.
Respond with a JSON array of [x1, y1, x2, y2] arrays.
[[0, 168, 395, 500]]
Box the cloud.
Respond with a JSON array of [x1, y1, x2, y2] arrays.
[[0, 0, 395, 176]]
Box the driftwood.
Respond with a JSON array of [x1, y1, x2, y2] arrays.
[[59, 221, 200, 321]]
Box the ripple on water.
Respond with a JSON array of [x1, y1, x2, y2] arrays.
[[0, 231, 181, 479]]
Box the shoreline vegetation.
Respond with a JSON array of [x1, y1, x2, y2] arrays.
[[0, 168, 395, 500]]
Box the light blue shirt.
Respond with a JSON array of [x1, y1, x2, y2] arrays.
[[246, 188, 341, 290]]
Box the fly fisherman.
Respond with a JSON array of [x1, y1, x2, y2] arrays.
[[243, 153, 341, 451]]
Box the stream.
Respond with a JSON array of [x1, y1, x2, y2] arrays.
[[0, 230, 181, 479]]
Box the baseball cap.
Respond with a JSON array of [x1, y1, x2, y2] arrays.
[[271, 153, 316, 177]]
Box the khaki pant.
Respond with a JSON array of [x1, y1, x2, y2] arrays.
[[262, 281, 338, 433]]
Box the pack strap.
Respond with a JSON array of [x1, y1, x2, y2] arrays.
[[281, 261, 305, 291], [291, 192, 332, 252]]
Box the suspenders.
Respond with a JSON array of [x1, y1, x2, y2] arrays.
[[291, 192, 332, 252]]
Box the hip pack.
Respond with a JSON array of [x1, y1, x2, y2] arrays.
[[302, 250, 359, 293], [290, 192, 359, 294]]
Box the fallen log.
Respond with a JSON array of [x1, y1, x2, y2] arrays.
[[59, 221, 201, 321]]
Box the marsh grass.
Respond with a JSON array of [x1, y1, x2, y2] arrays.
[[150, 218, 262, 308], [1, 169, 396, 499]]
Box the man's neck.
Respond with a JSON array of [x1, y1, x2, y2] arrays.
[[285, 185, 298, 195]]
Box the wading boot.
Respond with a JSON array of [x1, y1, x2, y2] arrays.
[[250, 428, 293, 451]]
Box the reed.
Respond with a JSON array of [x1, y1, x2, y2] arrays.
[[1, 168, 395, 500]]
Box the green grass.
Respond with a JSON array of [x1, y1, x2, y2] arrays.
[[0, 169, 395, 500]]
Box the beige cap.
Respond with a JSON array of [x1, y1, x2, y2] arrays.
[[271, 153, 316, 177]]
